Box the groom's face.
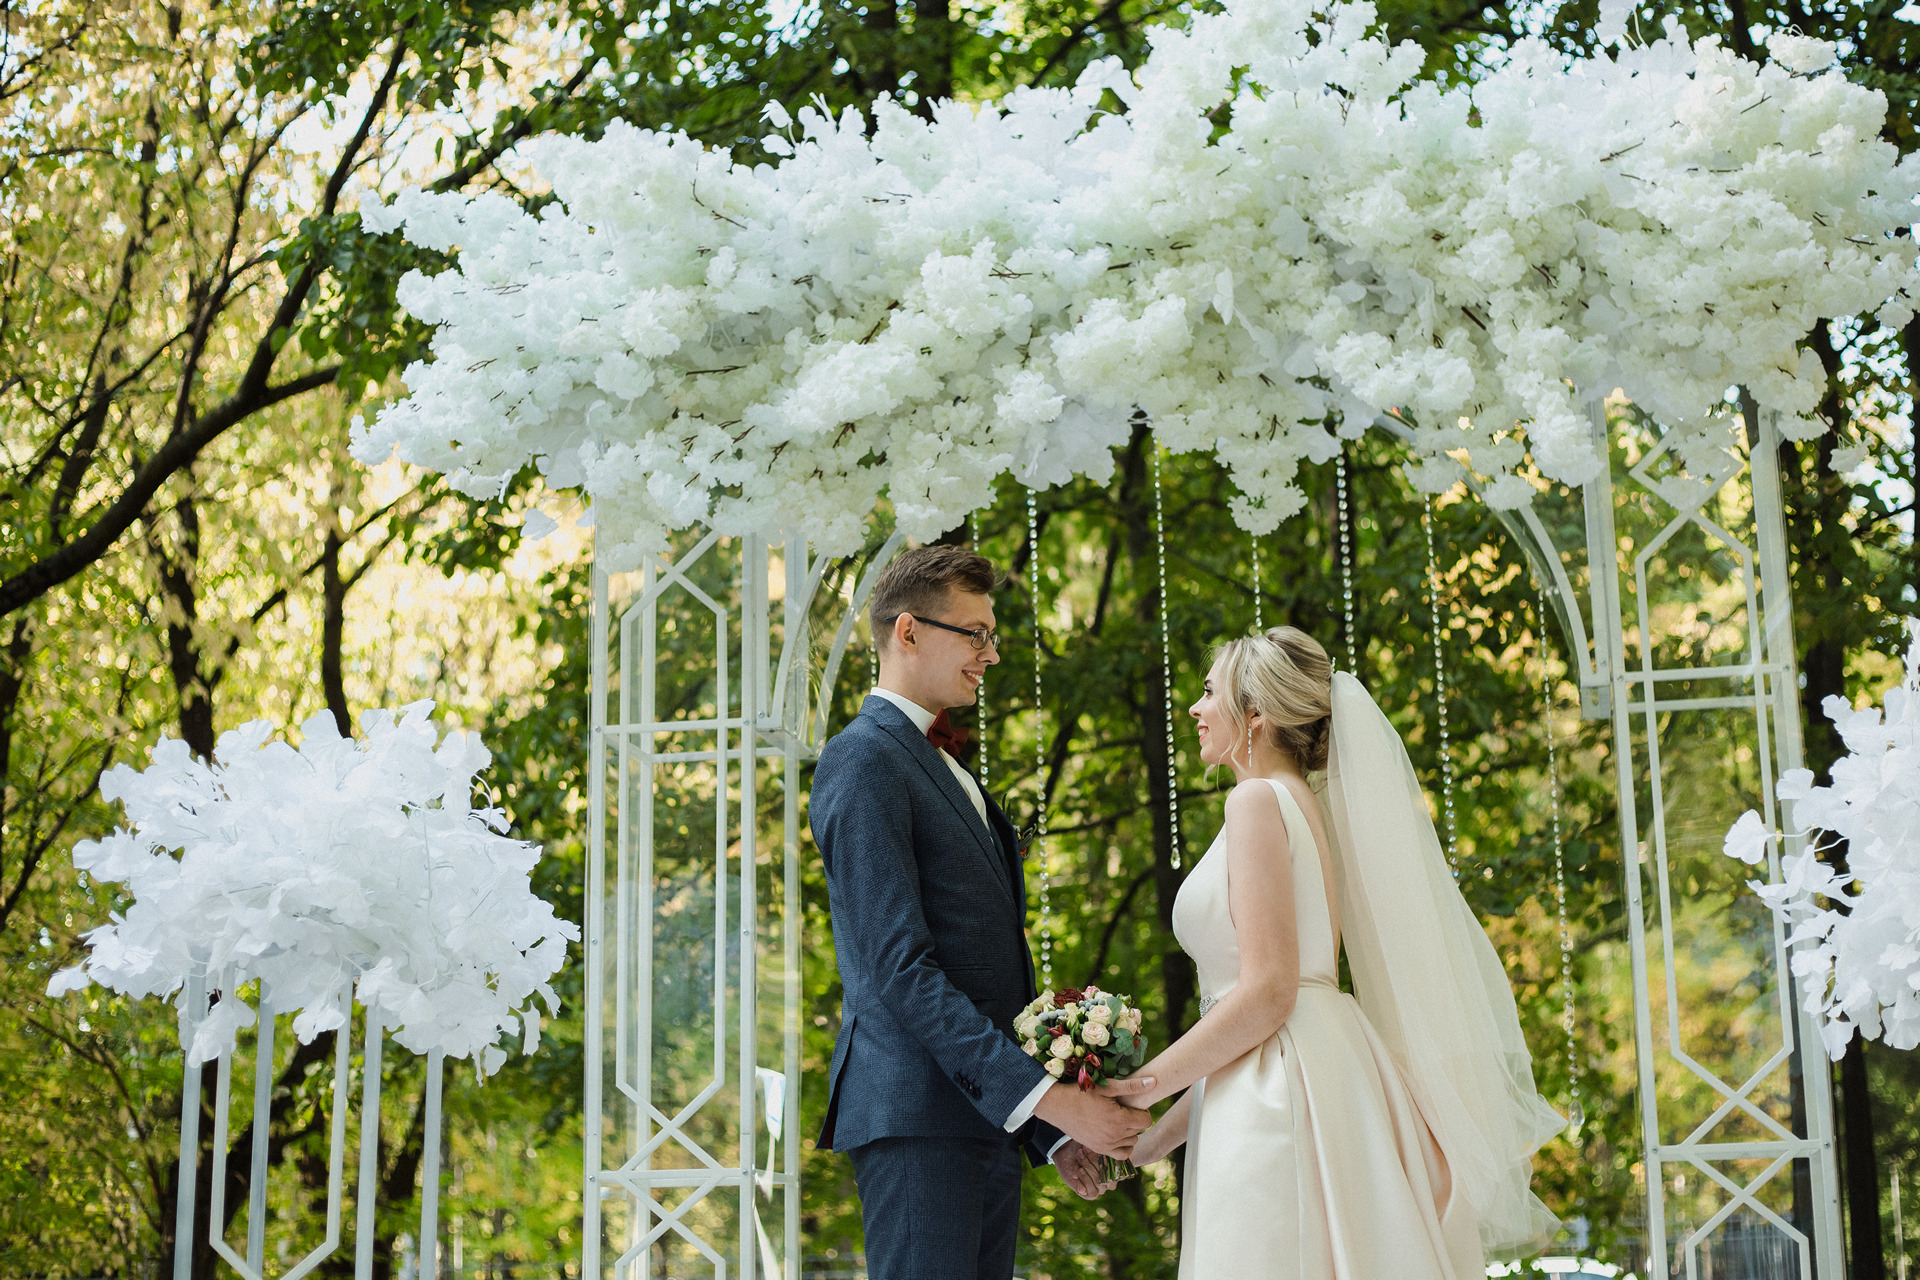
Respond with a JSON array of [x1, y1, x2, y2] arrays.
[[893, 587, 999, 710]]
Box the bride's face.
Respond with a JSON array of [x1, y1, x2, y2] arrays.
[[1189, 656, 1237, 768]]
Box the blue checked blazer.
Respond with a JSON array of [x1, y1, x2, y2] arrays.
[[811, 695, 1062, 1164]]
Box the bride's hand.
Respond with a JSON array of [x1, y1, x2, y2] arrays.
[[1096, 1075, 1157, 1110], [1130, 1120, 1170, 1168]]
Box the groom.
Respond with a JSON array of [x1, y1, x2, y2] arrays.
[[811, 544, 1149, 1280]]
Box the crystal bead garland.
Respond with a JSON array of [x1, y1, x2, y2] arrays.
[[1423, 498, 1459, 875], [972, 505, 989, 795], [1542, 580, 1585, 1139], [1337, 449, 1356, 673], [1153, 445, 1185, 871], [1251, 536, 1264, 632], [1026, 488, 1052, 986]]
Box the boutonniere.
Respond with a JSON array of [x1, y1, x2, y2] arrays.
[[1001, 789, 1040, 856]]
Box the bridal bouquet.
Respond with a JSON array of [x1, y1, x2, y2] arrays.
[[1016, 986, 1149, 1181]]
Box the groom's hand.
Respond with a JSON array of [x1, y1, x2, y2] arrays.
[[1033, 1079, 1154, 1159], [1053, 1140, 1115, 1200]]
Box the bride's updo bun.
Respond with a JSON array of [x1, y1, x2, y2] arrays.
[[1213, 625, 1334, 772]]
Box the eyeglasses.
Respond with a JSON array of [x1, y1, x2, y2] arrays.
[[886, 614, 1001, 651]]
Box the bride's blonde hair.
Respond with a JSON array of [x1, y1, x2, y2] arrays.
[[1211, 625, 1334, 773]]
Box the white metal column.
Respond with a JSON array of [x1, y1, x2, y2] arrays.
[[1583, 401, 1843, 1278], [584, 530, 901, 1280]]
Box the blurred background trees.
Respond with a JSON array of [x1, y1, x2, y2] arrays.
[[3, 0, 1915, 1275]]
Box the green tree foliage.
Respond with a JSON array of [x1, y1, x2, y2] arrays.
[[6, 0, 1919, 1275]]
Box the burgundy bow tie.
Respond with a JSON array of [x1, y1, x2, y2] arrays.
[[927, 709, 970, 755]]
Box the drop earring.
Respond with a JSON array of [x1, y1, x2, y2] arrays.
[[1245, 720, 1255, 770]]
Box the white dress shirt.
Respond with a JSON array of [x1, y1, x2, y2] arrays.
[[868, 688, 1062, 1154]]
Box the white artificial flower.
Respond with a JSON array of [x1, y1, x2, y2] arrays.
[[352, 0, 1918, 563], [1725, 620, 1920, 1055], [1723, 810, 1774, 865], [47, 704, 577, 1068]]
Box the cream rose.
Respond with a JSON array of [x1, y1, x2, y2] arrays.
[[1049, 1035, 1075, 1059], [1081, 1022, 1111, 1047], [1119, 1008, 1143, 1033], [1086, 1003, 1115, 1025], [1045, 1057, 1066, 1078]]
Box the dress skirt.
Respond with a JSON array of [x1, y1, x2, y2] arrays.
[[1177, 981, 1482, 1280]]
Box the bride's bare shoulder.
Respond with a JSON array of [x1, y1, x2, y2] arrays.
[[1223, 777, 1288, 828], [1225, 776, 1283, 804]]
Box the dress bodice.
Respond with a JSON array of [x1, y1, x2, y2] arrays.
[[1171, 778, 1338, 1008]]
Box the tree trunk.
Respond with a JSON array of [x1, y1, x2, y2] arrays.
[[1841, 1035, 1887, 1280], [913, 0, 953, 107], [151, 495, 217, 758], [1795, 322, 1883, 1276], [1115, 420, 1196, 1250], [322, 525, 351, 736]]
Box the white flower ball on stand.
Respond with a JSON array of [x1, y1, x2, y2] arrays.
[[49, 703, 579, 1073]]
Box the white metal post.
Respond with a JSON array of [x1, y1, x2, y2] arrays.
[[1582, 401, 1672, 1271], [355, 1015, 385, 1280], [739, 534, 763, 1280], [418, 1050, 445, 1280], [174, 967, 206, 1280], [583, 560, 610, 1280], [247, 986, 276, 1274], [783, 537, 806, 1280]]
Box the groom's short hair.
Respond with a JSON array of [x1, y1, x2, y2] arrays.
[[869, 544, 998, 652]]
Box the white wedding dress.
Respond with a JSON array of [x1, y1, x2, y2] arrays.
[[1170, 778, 1483, 1279]]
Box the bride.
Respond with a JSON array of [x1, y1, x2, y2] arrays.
[[1120, 626, 1563, 1277]]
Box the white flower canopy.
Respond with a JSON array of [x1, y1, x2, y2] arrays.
[[353, 0, 1920, 569]]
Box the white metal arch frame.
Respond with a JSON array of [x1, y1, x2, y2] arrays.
[[586, 399, 1840, 1277], [583, 528, 901, 1280], [1378, 402, 1840, 1277]]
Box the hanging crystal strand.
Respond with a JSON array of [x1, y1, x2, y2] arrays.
[[1026, 489, 1051, 986], [1337, 449, 1356, 673], [1251, 535, 1264, 632], [1424, 498, 1459, 875], [1542, 579, 1584, 1139], [1153, 445, 1184, 871], [972, 505, 989, 794]]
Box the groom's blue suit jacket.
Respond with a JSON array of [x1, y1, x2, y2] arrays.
[[811, 695, 1061, 1164]]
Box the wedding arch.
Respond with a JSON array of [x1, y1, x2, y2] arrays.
[[346, 0, 1920, 1274]]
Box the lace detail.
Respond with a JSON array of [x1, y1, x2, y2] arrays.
[[1198, 994, 1218, 1018]]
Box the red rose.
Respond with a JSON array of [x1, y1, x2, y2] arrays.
[[1054, 988, 1084, 1008]]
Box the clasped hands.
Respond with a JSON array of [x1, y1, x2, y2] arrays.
[[1034, 1074, 1156, 1201]]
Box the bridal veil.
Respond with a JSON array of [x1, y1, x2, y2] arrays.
[[1323, 671, 1565, 1257]]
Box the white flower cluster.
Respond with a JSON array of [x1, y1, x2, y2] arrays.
[[1724, 624, 1920, 1058], [49, 704, 579, 1070], [353, 0, 1919, 566]]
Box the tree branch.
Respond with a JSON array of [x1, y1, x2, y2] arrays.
[[0, 364, 340, 616]]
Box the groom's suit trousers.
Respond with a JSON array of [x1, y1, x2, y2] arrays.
[[848, 1134, 1024, 1280]]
